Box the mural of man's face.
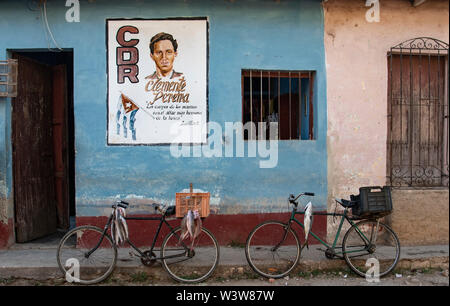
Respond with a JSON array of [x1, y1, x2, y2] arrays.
[[151, 40, 177, 77]]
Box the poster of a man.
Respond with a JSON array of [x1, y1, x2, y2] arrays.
[[107, 19, 208, 145], [147, 32, 183, 80]]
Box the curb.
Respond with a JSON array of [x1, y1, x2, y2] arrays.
[[1, 256, 448, 282]]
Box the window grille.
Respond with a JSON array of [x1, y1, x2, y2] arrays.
[[242, 69, 315, 140], [387, 37, 449, 187], [0, 59, 18, 98]]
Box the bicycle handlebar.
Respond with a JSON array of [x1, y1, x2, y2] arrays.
[[113, 200, 129, 209], [289, 192, 315, 206]]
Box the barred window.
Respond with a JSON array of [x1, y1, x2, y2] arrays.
[[387, 38, 449, 187], [242, 70, 315, 140]]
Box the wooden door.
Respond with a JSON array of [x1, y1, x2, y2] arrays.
[[12, 54, 57, 242]]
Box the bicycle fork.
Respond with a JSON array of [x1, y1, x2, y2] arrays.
[[83, 214, 115, 258], [367, 220, 380, 253], [271, 220, 295, 252]]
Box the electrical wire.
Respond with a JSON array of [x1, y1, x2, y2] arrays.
[[39, 3, 51, 50], [40, 0, 63, 52], [43, 1, 63, 51]]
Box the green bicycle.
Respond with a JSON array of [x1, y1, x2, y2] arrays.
[[245, 192, 400, 279]]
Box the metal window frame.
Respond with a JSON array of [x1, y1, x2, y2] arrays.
[[387, 37, 449, 187], [242, 69, 315, 141], [0, 59, 18, 98]]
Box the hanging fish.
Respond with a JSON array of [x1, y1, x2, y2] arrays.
[[179, 213, 189, 242], [179, 210, 203, 250], [118, 207, 129, 242], [179, 210, 194, 242], [303, 202, 313, 250], [192, 210, 202, 239], [111, 206, 129, 245], [114, 214, 123, 244], [186, 210, 195, 239], [189, 210, 202, 250], [111, 217, 117, 243]]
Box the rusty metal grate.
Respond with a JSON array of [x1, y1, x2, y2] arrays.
[[387, 37, 449, 187], [0, 59, 18, 98]]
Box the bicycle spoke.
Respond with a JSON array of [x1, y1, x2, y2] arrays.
[[165, 256, 192, 265], [343, 220, 400, 278], [161, 227, 219, 283], [245, 221, 300, 279], [57, 226, 117, 284]]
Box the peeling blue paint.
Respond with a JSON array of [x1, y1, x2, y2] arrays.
[[0, 0, 327, 216]]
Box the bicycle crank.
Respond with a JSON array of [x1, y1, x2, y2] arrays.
[[187, 249, 195, 257], [325, 248, 336, 259], [140, 250, 157, 267]]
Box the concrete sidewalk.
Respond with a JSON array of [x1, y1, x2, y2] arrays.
[[0, 243, 448, 281]]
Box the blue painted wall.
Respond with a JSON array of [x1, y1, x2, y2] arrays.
[[0, 0, 327, 216], [0, 97, 12, 201]]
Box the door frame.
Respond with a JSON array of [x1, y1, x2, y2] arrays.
[[9, 49, 75, 242]]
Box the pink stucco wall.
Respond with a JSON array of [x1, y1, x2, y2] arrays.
[[324, 0, 449, 241]]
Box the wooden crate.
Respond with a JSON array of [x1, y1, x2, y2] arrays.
[[175, 192, 210, 218]]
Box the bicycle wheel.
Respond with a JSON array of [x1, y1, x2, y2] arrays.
[[342, 220, 400, 278], [245, 221, 301, 279], [57, 225, 117, 284], [161, 226, 220, 283]]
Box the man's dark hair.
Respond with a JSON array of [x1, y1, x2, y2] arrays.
[[149, 32, 178, 54]]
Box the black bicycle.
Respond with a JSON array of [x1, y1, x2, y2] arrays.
[[57, 201, 220, 284], [245, 192, 400, 279]]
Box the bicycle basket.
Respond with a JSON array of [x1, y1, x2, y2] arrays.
[[351, 186, 393, 219], [175, 183, 210, 218]]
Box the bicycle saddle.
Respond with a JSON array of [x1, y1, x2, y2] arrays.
[[165, 205, 176, 216], [152, 203, 176, 216], [336, 198, 358, 208]]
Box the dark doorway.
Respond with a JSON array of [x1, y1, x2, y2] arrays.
[[10, 50, 75, 243]]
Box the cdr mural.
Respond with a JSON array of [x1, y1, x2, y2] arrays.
[[107, 18, 208, 145]]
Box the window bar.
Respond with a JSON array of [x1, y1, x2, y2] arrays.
[[309, 72, 314, 140], [437, 50, 442, 185], [409, 47, 413, 186], [268, 71, 271, 140], [418, 49, 422, 168], [389, 51, 394, 185], [260, 70, 263, 140], [242, 72, 244, 139], [443, 55, 450, 179], [289, 71, 292, 140], [250, 70, 253, 140], [304, 91, 307, 116], [428, 53, 431, 167], [298, 71, 302, 140], [400, 49, 403, 172], [278, 71, 281, 140], [438, 56, 442, 183]]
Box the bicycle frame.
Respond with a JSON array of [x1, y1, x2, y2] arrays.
[[287, 205, 375, 257], [86, 211, 190, 262]]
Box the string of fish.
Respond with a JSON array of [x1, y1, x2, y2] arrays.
[[111, 206, 129, 245], [179, 209, 202, 251]]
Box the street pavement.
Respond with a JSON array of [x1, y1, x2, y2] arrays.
[[0, 238, 448, 283]]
